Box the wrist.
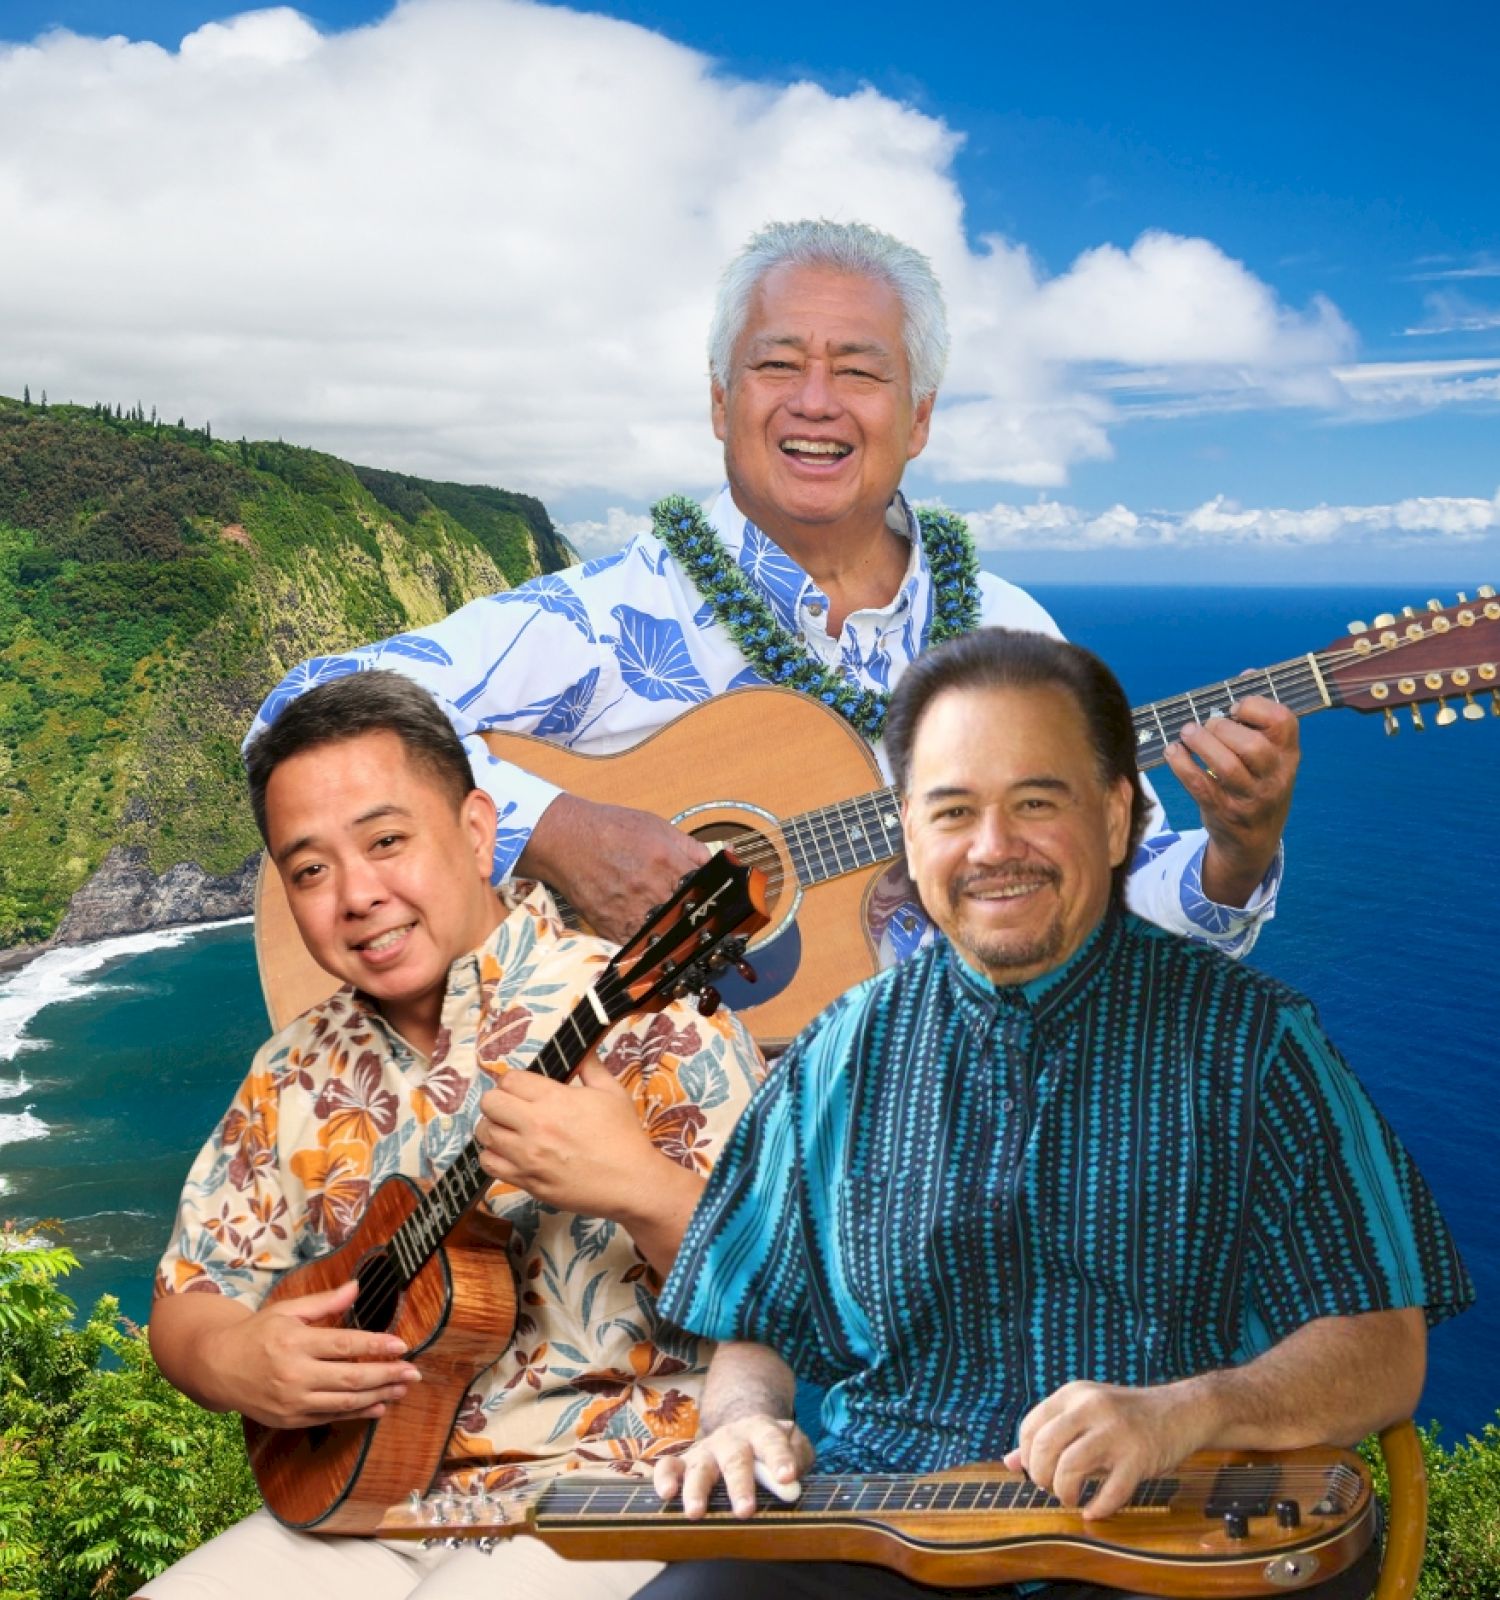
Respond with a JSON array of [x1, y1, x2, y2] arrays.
[[1200, 837, 1276, 908]]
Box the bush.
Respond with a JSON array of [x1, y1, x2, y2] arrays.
[[0, 1225, 259, 1600]]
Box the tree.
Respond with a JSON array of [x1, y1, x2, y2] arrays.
[[23, 384, 30, 405]]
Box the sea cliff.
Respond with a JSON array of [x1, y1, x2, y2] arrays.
[[0, 396, 574, 956]]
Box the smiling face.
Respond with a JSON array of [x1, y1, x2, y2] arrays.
[[901, 683, 1134, 987], [711, 263, 934, 547], [265, 730, 502, 1054]]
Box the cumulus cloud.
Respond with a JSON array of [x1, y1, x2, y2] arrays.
[[0, 0, 1370, 498], [954, 491, 1500, 550], [557, 506, 652, 557]]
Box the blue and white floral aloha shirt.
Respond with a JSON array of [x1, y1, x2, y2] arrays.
[[249, 488, 1281, 960]]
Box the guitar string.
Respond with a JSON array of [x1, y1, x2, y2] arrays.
[[650, 638, 1497, 900], [348, 929, 742, 1312], [533, 1464, 1358, 1507]]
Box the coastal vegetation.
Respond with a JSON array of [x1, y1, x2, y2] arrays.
[[1, 1233, 1497, 1599], [0, 393, 574, 949]]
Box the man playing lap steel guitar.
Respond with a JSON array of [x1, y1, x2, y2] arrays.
[[249, 219, 1298, 985], [641, 629, 1472, 1600], [140, 672, 763, 1599]]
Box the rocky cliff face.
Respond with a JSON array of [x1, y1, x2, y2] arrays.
[[54, 846, 260, 945]]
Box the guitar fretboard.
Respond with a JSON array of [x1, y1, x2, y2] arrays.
[[533, 1473, 1182, 1521], [384, 987, 612, 1289], [768, 651, 1341, 891]]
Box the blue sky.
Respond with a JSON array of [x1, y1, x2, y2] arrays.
[[2, 0, 1497, 581]]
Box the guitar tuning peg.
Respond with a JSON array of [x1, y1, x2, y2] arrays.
[[1401, 605, 1416, 618], [1427, 598, 1443, 612], [1434, 697, 1458, 727], [1383, 707, 1398, 736], [1463, 692, 1485, 721], [1479, 584, 1496, 598], [1373, 611, 1396, 627], [1410, 704, 1426, 731], [734, 958, 758, 984], [1347, 619, 1368, 635], [1491, 688, 1500, 717], [696, 986, 722, 1017]]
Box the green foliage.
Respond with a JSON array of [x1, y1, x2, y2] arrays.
[[0, 1225, 260, 1600], [1364, 1422, 1500, 1600], [0, 393, 573, 949]]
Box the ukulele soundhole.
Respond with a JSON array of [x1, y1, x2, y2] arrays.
[[349, 1249, 401, 1333]]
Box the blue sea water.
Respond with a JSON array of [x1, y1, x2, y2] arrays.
[[0, 585, 1496, 1440]]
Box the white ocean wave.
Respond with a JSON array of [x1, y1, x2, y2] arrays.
[[0, 1109, 50, 1149], [0, 918, 252, 1067], [0, 1071, 30, 1100]]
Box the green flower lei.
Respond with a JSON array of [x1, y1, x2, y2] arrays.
[[652, 494, 982, 740]]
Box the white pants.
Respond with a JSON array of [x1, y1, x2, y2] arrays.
[[133, 1508, 662, 1600]]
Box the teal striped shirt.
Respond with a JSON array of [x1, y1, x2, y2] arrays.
[[662, 910, 1472, 1473]]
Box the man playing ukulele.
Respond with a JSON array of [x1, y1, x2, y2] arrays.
[[642, 629, 1470, 1600], [141, 672, 763, 1599]]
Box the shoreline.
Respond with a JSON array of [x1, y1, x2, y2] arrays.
[[0, 913, 253, 982]]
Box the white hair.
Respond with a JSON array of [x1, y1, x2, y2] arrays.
[[708, 219, 949, 403]]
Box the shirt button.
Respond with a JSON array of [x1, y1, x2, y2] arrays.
[[1001, 1096, 1014, 1113], [806, 601, 825, 618]]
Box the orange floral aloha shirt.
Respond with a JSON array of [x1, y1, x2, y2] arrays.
[[154, 885, 765, 1491]]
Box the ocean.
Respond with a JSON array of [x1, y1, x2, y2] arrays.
[[1, 585, 1496, 1440]]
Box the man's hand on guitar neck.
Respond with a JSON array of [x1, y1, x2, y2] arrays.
[[1164, 692, 1300, 908], [148, 1279, 422, 1430], [653, 1341, 813, 1519], [519, 792, 710, 944]]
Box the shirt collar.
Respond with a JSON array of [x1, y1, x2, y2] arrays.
[[348, 884, 564, 1063], [943, 906, 1127, 1040], [705, 485, 925, 635]]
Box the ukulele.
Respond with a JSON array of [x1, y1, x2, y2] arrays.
[[256, 588, 1500, 1048], [245, 850, 769, 1533]]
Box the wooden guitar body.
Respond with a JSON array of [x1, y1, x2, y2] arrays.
[[244, 1177, 516, 1533], [257, 689, 889, 1049], [256, 592, 1499, 1047], [381, 1446, 1377, 1595]]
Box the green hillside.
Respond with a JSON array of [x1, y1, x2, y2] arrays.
[[0, 395, 576, 948]]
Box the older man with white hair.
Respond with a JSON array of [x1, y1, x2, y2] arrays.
[[250, 218, 1298, 969]]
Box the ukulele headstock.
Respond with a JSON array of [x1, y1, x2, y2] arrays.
[[603, 851, 770, 1023], [1327, 586, 1499, 733]]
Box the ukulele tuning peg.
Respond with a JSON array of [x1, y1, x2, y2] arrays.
[[1480, 584, 1496, 598], [1409, 704, 1426, 731], [697, 986, 722, 1017], [1373, 611, 1396, 627], [1464, 692, 1486, 721], [1427, 597, 1444, 612], [1491, 689, 1500, 717], [1435, 697, 1458, 727], [1347, 619, 1368, 635], [734, 958, 758, 984], [1383, 707, 1399, 737]]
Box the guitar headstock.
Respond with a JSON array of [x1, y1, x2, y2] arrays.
[[1325, 587, 1500, 732], [603, 851, 770, 1023]]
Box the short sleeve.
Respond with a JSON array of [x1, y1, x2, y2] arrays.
[[1246, 1002, 1474, 1344], [659, 1036, 845, 1386], [153, 1037, 298, 1308]]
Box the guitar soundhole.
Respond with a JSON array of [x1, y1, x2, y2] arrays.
[[349, 1248, 401, 1334], [690, 822, 785, 923]]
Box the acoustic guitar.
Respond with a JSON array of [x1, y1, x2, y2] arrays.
[[245, 851, 769, 1533], [378, 1446, 1376, 1596], [256, 588, 1500, 1049]]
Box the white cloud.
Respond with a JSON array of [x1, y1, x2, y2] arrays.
[[0, 0, 1378, 499], [557, 506, 652, 557], [1402, 290, 1500, 336], [955, 490, 1500, 550]]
